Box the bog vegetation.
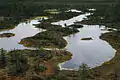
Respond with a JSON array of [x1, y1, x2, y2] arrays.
[[0, 0, 120, 80]]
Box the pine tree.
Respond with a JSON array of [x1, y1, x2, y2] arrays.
[[0, 48, 7, 68], [6, 51, 28, 76], [78, 63, 90, 80]]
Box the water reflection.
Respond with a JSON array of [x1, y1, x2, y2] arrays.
[[60, 25, 116, 70], [0, 19, 42, 50]]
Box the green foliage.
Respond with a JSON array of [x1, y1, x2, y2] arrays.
[[35, 64, 47, 72], [20, 23, 78, 49], [84, 2, 120, 29], [0, 48, 7, 68], [46, 73, 69, 80], [6, 51, 28, 76], [20, 31, 67, 48], [78, 63, 90, 80], [30, 56, 47, 73]]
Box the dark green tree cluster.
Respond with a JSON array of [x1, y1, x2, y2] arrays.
[[6, 51, 29, 76], [0, 48, 6, 68], [77, 63, 90, 80]]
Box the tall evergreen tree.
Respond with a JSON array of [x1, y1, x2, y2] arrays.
[[0, 48, 7, 68], [6, 51, 28, 76], [78, 63, 90, 80]]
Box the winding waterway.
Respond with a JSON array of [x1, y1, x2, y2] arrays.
[[52, 12, 116, 70], [0, 10, 116, 70], [59, 25, 116, 70], [0, 19, 42, 50]]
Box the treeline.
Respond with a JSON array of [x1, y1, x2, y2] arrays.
[[81, 1, 120, 29], [7, 0, 116, 2]]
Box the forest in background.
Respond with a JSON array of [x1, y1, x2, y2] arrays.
[[0, 0, 120, 80]]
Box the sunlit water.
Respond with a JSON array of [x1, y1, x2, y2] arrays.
[[0, 11, 116, 70], [51, 13, 91, 27], [59, 25, 116, 70], [0, 19, 43, 50], [51, 12, 116, 70]]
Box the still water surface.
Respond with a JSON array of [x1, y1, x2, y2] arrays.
[[0, 19, 42, 50], [0, 12, 116, 70], [52, 12, 116, 70], [60, 25, 116, 70]]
